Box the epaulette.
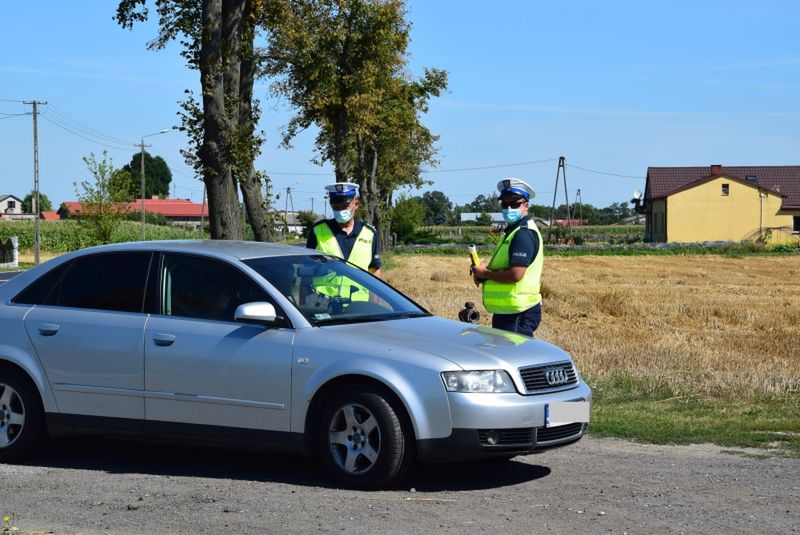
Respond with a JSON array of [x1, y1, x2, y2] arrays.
[[362, 221, 376, 232]]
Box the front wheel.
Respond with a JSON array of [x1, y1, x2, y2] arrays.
[[319, 385, 413, 488], [0, 368, 45, 462]]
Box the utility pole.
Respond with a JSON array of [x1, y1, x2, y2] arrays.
[[576, 188, 583, 227], [548, 156, 573, 239], [137, 129, 169, 241], [310, 197, 314, 216], [24, 100, 46, 264]]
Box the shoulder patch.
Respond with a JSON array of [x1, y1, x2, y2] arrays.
[[362, 222, 376, 232]]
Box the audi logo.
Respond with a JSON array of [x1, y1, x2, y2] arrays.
[[544, 367, 568, 385]]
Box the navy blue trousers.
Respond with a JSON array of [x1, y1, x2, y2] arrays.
[[491, 303, 542, 337]]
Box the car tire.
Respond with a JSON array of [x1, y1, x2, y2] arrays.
[[319, 384, 413, 489], [0, 368, 46, 463]]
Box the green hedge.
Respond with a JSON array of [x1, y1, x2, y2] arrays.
[[0, 221, 204, 253]]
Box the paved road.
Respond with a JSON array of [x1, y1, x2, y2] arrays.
[[1, 436, 797, 534], [0, 270, 22, 283]]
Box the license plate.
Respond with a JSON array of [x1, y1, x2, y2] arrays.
[[545, 402, 590, 428]]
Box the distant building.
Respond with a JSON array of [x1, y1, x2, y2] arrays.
[[459, 212, 550, 229], [59, 197, 209, 227], [0, 195, 23, 215], [639, 164, 800, 243]]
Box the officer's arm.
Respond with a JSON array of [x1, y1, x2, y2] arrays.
[[473, 264, 527, 283], [369, 229, 382, 278], [305, 227, 317, 250]]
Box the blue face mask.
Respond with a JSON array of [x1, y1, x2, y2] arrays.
[[502, 209, 522, 224], [334, 209, 353, 224]]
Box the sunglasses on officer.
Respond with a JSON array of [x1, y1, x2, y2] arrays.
[[500, 198, 527, 209]]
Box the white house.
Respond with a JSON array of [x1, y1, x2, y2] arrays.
[[0, 195, 23, 215]]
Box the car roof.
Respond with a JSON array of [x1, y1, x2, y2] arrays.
[[69, 240, 314, 261]]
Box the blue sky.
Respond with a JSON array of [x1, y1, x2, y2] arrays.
[[2, 0, 799, 214]]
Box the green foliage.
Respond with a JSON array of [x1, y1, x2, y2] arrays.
[[296, 209, 318, 238], [391, 196, 425, 242], [124, 210, 170, 226], [73, 151, 133, 244], [420, 191, 452, 225], [123, 151, 173, 199], [476, 213, 492, 226], [21, 191, 52, 213], [0, 221, 202, 253]]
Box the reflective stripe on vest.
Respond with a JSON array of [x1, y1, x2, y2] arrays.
[[482, 220, 543, 314], [312, 222, 374, 301]]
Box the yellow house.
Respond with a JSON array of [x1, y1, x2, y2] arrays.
[[641, 165, 800, 244]]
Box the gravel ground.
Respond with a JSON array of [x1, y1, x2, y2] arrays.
[[1, 436, 798, 534]]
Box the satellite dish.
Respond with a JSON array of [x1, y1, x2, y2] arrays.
[[632, 188, 642, 200]]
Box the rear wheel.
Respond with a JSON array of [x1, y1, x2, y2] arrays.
[[319, 385, 413, 488], [0, 368, 45, 462]]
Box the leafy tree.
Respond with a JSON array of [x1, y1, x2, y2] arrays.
[[476, 212, 492, 226], [391, 196, 424, 242], [420, 191, 452, 226], [264, 0, 446, 246], [74, 152, 132, 244], [122, 152, 173, 198], [115, 0, 273, 241], [465, 193, 501, 213], [22, 191, 52, 213], [297, 209, 318, 238]]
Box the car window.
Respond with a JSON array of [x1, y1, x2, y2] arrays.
[[12, 260, 73, 305], [243, 255, 429, 326], [161, 254, 270, 322], [55, 252, 151, 313]]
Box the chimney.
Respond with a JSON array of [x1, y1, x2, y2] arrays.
[[710, 164, 722, 176]]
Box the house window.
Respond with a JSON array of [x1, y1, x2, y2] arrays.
[[746, 175, 758, 184], [794, 216, 800, 234], [7, 201, 15, 209], [721, 184, 729, 196]]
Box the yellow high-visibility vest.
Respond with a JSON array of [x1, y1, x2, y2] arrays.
[[482, 219, 543, 314], [312, 221, 374, 301]]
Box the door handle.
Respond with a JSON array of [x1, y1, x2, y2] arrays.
[[152, 333, 176, 347], [38, 323, 60, 336]]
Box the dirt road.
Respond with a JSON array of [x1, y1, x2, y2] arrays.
[[1, 436, 798, 534], [0, 438, 800, 535]]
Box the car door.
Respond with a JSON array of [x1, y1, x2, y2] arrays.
[[22, 252, 152, 429], [144, 253, 294, 438]]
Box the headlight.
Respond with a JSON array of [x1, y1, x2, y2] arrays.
[[441, 370, 516, 393]]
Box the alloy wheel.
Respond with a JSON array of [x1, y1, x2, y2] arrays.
[[328, 403, 382, 475], [0, 383, 25, 449]]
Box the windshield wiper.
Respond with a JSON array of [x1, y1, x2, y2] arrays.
[[316, 311, 431, 326]]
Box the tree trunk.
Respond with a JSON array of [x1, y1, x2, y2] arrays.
[[237, 1, 272, 241], [200, 0, 242, 240]]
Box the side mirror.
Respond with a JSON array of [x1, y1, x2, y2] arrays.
[[234, 302, 280, 325]]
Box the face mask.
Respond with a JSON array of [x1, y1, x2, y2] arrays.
[[502, 209, 522, 224], [334, 209, 353, 224]]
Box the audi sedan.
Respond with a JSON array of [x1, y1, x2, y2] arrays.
[[0, 241, 590, 488]]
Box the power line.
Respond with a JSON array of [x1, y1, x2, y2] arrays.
[[0, 98, 27, 103], [46, 104, 137, 146], [39, 113, 137, 152], [422, 158, 558, 174], [566, 163, 644, 179], [0, 113, 29, 120]]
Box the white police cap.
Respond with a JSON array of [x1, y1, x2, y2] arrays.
[[324, 182, 359, 200], [497, 177, 535, 200]]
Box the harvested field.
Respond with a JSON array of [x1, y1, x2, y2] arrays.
[[385, 255, 800, 398]]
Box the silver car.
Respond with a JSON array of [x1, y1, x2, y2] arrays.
[[0, 241, 591, 488]]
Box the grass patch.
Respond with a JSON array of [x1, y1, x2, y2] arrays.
[[588, 374, 800, 457]]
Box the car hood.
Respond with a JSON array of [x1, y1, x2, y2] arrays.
[[319, 315, 574, 371]]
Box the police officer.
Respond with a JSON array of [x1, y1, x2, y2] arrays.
[[471, 178, 543, 337], [306, 183, 382, 278]]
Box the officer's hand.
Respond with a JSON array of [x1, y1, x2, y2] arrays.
[[472, 263, 488, 286]]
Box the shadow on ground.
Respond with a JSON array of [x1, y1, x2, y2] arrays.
[[24, 438, 551, 492]]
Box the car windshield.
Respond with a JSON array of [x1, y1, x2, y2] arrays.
[[243, 255, 430, 325]]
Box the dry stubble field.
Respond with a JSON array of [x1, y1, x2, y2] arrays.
[[385, 254, 800, 399]]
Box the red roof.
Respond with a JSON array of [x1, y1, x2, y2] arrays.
[[646, 165, 800, 209], [41, 211, 60, 221], [61, 198, 208, 218]]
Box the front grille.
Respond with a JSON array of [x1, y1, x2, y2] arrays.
[[478, 428, 534, 446], [536, 422, 583, 443], [519, 361, 578, 393]]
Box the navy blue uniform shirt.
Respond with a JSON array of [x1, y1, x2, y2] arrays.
[[306, 219, 382, 270], [503, 215, 540, 267]]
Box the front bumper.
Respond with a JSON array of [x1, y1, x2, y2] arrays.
[[417, 381, 592, 462]]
